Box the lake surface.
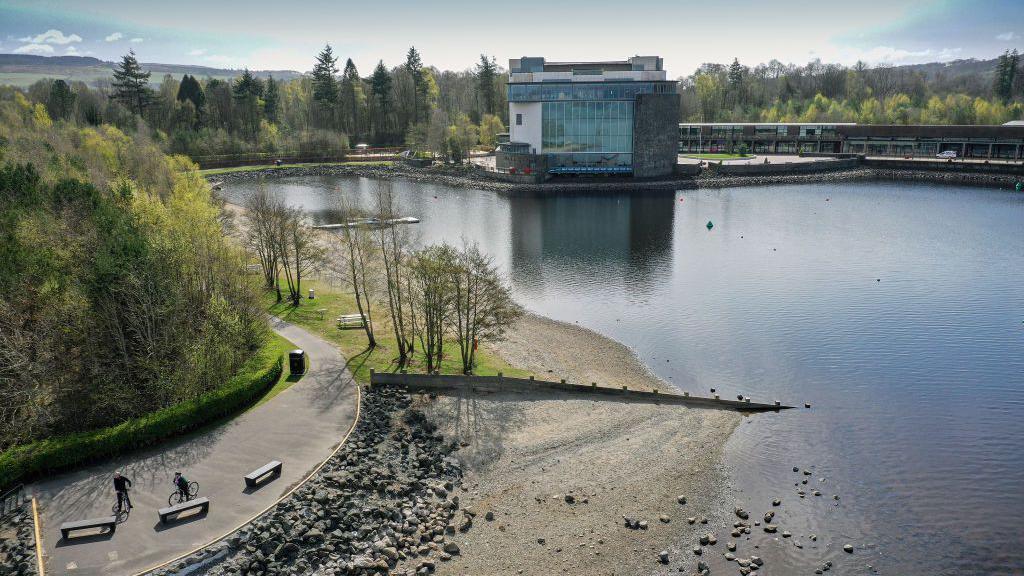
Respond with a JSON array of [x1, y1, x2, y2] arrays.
[[223, 176, 1024, 575]]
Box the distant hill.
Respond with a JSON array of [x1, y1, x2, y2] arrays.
[[0, 54, 303, 88]]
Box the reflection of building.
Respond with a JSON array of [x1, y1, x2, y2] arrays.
[[678, 122, 1024, 159], [498, 56, 679, 178], [508, 193, 675, 294]]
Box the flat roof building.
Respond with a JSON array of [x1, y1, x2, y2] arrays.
[[499, 56, 679, 178], [678, 122, 1024, 159]]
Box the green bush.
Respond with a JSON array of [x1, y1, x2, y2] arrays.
[[0, 335, 288, 490]]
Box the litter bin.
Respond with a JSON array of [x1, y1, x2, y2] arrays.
[[289, 349, 306, 375]]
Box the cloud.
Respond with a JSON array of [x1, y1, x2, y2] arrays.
[[842, 45, 963, 65], [996, 32, 1017, 41], [19, 29, 82, 45], [105, 32, 123, 42], [130, 37, 144, 43], [188, 48, 207, 56], [65, 46, 80, 55], [13, 43, 55, 55], [203, 54, 239, 66]]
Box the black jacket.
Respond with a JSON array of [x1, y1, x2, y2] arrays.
[[113, 476, 131, 492]]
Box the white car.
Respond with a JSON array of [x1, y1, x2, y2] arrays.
[[936, 150, 957, 159]]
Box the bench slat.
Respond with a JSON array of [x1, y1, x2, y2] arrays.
[[245, 460, 283, 486], [60, 516, 116, 538], [158, 496, 209, 523]]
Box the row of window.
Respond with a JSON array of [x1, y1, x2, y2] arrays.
[[509, 82, 675, 102], [679, 125, 840, 138], [541, 101, 634, 154]]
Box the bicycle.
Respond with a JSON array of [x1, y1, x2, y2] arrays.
[[111, 490, 131, 522], [167, 481, 199, 506]]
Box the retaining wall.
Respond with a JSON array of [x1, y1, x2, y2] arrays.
[[864, 158, 1024, 175], [370, 370, 790, 411], [705, 158, 860, 176]]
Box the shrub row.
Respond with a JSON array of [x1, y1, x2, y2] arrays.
[[0, 336, 287, 491]]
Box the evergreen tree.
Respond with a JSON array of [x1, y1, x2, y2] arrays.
[[176, 74, 206, 121], [263, 75, 280, 124], [312, 44, 339, 105], [311, 44, 339, 129], [233, 69, 264, 137], [475, 54, 497, 116], [111, 50, 153, 115], [406, 46, 425, 123], [47, 79, 75, 120], [370, 60, 393, 142], [994, 50, 1013, 102], [341, 58, 361, 138]]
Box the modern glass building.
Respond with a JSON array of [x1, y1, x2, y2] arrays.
[[498, 56, 679, 178]]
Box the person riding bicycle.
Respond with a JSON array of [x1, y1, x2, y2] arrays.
[[113, 472, 132, 511], [173, 472, 191, 501]]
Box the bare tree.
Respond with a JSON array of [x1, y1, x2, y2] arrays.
[[373, 182, 415, 363], [276, 206, 323, 307], [336, 195, 378, 347], [449, 242, 521, 374], [244, 188, 284, 301], [409, 244, 457, 373]]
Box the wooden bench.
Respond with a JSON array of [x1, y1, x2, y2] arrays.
[[60, 516, 116, 539], [337, 314, 367, 329], [158, 497, 209, 524], [244, 460, 283, 488]]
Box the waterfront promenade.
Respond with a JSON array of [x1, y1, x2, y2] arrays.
[[30, 318, 358, 575]]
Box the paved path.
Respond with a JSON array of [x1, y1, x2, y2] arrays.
[[31, 318, 358, 576]]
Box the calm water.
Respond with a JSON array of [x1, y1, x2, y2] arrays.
[[224, 177, 1024, 575]]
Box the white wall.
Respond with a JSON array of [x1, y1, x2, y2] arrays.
[[509, 102, 542, 154]]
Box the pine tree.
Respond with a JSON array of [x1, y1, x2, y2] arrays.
[[341, 58, 361, 138], [176, 75, 206, 115], [112, 50, 153, 115], [475, 54, 497, 116], [994, 50, 1013, 102], [263, 75, 280, 124], [370, 61, 393, 142], [47, 79, 75, 120], [312, 44, 339, 105], [406, 46, 425, 123]]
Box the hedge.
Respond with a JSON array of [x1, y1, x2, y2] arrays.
[[0, 334, 289, 490]]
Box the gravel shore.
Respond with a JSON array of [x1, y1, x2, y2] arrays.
[[419, 314, 741, 575], [0, 509, 38, 576], [208, 161, 1023, 194]]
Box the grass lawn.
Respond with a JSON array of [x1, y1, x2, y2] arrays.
[[683, 153, 755, 160], [200, 161, 393, 177], [264, 277, 529, 383], [249, 332, 300, 409]]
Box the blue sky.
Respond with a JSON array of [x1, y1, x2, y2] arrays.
[[1, 0, 1022, 74]]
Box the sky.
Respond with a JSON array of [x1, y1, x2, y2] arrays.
[[0, 0, 1022, 75]]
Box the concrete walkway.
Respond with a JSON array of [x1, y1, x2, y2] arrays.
[[30, 318, 358, 575]]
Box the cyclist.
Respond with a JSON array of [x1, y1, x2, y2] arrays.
[[113, 472, 132, 511], [173, 472, 192, 502]]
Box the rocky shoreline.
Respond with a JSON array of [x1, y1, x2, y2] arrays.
[[206, 161, 1023, 194], [157, 386, 467, 576], [0, 508, 38, 576]]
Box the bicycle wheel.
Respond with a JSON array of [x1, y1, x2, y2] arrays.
[[188, 481, 199, 499], [168, 491, 184, 506]]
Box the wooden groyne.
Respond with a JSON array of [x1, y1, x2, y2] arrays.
[[369, 370, 793, 412]]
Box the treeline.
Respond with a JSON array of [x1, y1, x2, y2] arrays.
[[680, 50, 1024, 124], [243, 184, 521, 374], [12, 46, 508, 161], [0, 92, 265, 449]]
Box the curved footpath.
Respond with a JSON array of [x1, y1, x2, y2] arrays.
[[29, 318, 358, 576]]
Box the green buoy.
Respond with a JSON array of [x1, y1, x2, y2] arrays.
[[1016, 181, 1022, 192], [706, 221, 714, 230]]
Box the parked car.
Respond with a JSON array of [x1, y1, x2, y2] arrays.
[[936, 150, 957, 159]]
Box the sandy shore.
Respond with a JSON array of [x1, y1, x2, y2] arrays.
[[417, 314, 741, 575]]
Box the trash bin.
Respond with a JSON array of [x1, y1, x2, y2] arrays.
[[289, 349, 306, 375]]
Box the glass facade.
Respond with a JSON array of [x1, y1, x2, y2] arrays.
[[508, 82, 674, 102], [542, 101, 633, 170]]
